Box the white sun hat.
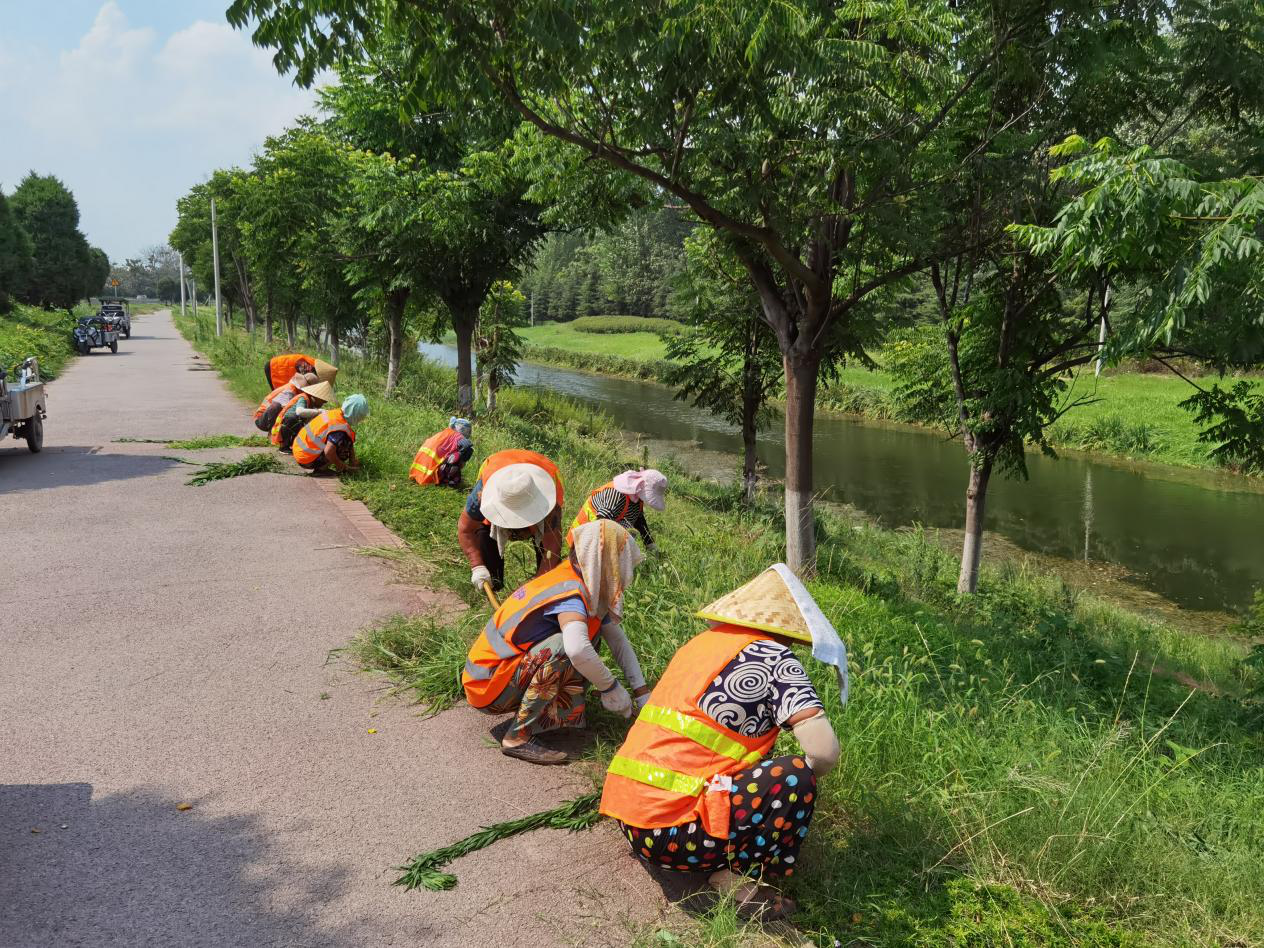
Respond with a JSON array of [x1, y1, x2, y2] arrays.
[[480, 463, 558, 529]]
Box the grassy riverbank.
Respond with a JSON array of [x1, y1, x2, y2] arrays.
[[516, 321, 1252, 475], [0, 302, 87, 379], [182, 312, 1264, 946]]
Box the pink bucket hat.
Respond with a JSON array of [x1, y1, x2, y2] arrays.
[[613, 468, 668, 511]]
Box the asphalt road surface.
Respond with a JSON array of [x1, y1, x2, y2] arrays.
[[0, 310, 675, 946]]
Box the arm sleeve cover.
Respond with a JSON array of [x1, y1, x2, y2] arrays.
[[791, 712, 840, 777], [562, 619, 615, 691], [600, 621, 645, 691]]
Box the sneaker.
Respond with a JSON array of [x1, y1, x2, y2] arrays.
[[501, 738, 568, 765]]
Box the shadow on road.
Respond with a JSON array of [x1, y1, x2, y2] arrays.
[[0, 447, 189, 493], [0, 782, 353, 947]]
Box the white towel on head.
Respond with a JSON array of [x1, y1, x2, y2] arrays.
[[572, 520, 643, 620]]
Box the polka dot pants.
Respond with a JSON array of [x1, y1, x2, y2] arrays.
[[616, 755, 816, 878]]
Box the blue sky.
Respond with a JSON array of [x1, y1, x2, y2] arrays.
[[0, 1, 319, 263]]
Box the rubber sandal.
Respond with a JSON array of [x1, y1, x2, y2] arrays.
[[501, 738, 568, 765]]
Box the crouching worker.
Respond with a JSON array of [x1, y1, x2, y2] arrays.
[[569, 469, 668, 553], [462, 520, 650, 765], [291, 394, 368, 474], [409, 417, 473, 486], [458, 449, 564, 592], [263, 352, 336, 389], [253, 371, 316, 433], [600, 565, 845, 921], [271, 380, 334, 451]]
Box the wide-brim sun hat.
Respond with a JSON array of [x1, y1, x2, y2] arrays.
[[314, 359, 338, 383], [480, 463, 557, 529], [300, 380, 335, 403], [697, 564, 850, 701], [613, 468, 668, 511]]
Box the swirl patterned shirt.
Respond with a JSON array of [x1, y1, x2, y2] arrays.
[[697, 639, 823, 737]]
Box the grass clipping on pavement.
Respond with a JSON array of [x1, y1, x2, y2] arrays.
[[187, 451, 283, 485]]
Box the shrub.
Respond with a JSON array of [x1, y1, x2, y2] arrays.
[[569, 315, 690, 335], [1049, 413, 1163, 455]]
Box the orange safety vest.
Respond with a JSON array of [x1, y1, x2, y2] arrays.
[[270, 393, 307, 445], [267, 352, 315, 388], [476, 449, 564, 520], [462, 560, 601, 708], [409, 427, 463, 486], [599, 624, 779, 839], [292, 407, 353, 465], [567, 481, 631, 545], [253, 380, 300, 421]]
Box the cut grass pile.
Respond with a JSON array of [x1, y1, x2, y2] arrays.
[[116, 434, 270, 449], [186, 451, 283, 485], [179, 310, 1264, 946]]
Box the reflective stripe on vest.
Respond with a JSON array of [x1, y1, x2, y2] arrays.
[[461, 562, 595, 708], [599, 625, 778, 837], [410, 428, 459, 483], [293, 408, 352, 464]]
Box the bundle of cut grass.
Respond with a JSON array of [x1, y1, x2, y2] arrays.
[[393, 792, 601, 891], [187, 452, 283, 486]]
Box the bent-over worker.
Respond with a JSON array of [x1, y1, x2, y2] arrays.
[[462, 520, 649, 765], [568, 469, 668, 553], [253, 371, 317, 433], [600, 564, 845, 921], [292, 393, 368, 474], [263, 352, 337, 389], [271, 380, 334, 451], [409, 417, 474, 487], [458, 449, 563, 592]]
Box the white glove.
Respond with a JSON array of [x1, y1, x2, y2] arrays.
[[600, 683, 633, 718], [634, 691, 650, 711], [646, 541, 660, 555], [470, 565, 492, 590]]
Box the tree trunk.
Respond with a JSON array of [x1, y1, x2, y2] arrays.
[[264, 284, 274, 343], [384, 288, 408, 396], [783, 350, 821, 573], [304, 312, 313, 343], [741, 392, 758, 506], [452, 312, 476, 412], [488, 377, 498, 412], [286, 310, 297, 349], [957, 455, 995, 594], [330, 321, 340, 365], [232, 255, 257, 333]]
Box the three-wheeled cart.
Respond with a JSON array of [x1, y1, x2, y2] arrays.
[[0, 357, 47, 453]]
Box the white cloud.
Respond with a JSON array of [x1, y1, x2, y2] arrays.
[[0, 2, 318, 260]]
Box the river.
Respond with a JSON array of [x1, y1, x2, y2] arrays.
[[420, 343, 1264, 617]]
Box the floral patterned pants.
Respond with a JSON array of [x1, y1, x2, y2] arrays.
[[617, 755, 817, 879], [482, 632, 587, 741]]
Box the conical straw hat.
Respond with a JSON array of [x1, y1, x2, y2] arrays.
[[300, 380, 335, 403], [313, 359, 338, 383], [696, 567, 812, 644]]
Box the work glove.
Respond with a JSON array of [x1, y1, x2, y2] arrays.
[[646, 541, 660, 556], [634, 691, 651, 711], [600, 682, 634, 718], [470, 565, 492, 590]]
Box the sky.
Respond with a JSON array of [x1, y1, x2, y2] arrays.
[[0, 1, 319, 264]]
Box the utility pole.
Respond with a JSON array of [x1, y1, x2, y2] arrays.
[[211, 197, 224, 337], [530, 291, 535, 327], [178, 251, 187, 318], [191, 278, 198, 318]]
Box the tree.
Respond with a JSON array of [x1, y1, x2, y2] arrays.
[[475, 281, 527, 411], [0, 189, 34, 313], [10, 173, 91, 313], [665, 233, 781, 505], [228, 0, 1001, 572], [83, 246, 110, 301]]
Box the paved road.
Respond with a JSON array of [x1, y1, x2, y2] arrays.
[[0, 311, 673, 946]]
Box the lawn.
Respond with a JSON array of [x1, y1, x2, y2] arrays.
[[520, 321, 673, 360], [181, 310, 1264, 947]]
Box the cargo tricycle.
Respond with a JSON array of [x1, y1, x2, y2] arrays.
[[0, 357, 47, 453]]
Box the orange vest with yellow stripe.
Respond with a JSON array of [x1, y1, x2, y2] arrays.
[[567, 481, 631, 545], [270, 393, 306, 444], [254, 380, 300, 421], [267, 352, 314, 388], [462, 560, 601, 708], [599, 625, 778, 839], [292, 407, 353, 465], [410, 427, 462, 485]]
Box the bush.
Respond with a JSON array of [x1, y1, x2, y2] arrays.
[[1049, 413, 1163, 456], [0, 303, 80, 379], [569, 315, 690, 335]]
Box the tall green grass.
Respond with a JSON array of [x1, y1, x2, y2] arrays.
[[0, 302, 94, 379], [179, 311, 1264, 946], [570, 315, 691, 335]]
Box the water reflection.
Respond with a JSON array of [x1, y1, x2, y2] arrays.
[[420, 343, 1263, 614]]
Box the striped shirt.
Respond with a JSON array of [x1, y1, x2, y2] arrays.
[[588, 487, 653, 546]]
